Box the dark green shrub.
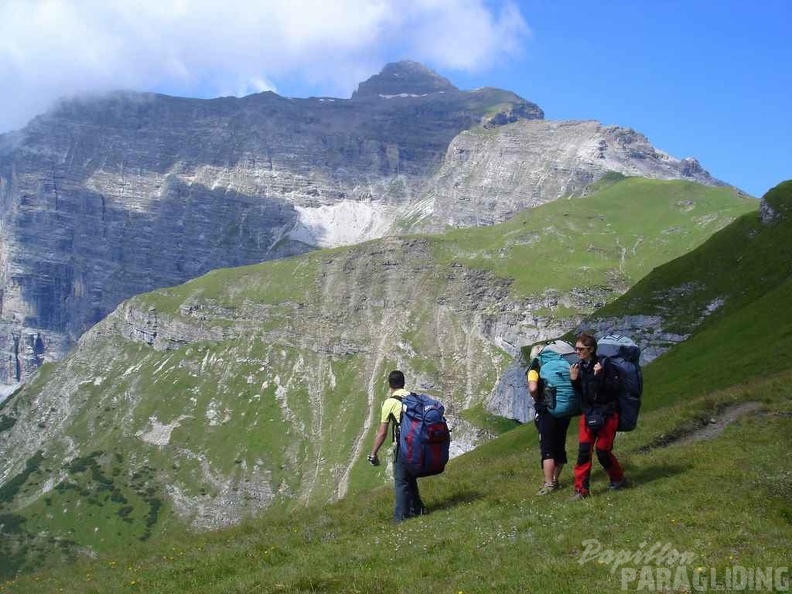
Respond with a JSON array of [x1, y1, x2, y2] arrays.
[[0, 415, 16, 432]]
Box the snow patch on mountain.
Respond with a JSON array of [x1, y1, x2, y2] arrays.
[[288, 201, 395, 248]]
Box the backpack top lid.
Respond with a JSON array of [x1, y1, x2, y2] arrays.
[[596, 334, 641, 363], [538, 339, 578, 366]]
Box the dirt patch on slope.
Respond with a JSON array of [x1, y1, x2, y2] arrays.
[[676, 402, 763, 446], [637, 401, 763, 453]]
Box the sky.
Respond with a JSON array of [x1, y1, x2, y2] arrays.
[[0, 0, 789, 197]]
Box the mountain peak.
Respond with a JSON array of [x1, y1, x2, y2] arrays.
[[351, 60, 459, 100]]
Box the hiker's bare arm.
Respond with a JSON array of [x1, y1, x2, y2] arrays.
[[370, 422, 389, 458], [528, 380, 539, 399]]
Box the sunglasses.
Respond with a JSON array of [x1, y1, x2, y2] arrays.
[[574, 346, 591, 352]]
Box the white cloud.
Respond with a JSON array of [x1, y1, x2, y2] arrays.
[[0, 0, 529, 133], [397, 0, 530, 69]]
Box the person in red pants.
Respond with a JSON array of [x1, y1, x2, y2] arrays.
[[569, 332, 626, 499]]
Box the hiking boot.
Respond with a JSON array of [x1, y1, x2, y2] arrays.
[[570, 490, 590, 501], [536, 482, 559, 496], [609, 478, 628, 491]]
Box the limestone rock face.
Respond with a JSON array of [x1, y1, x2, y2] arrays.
[[0, 62, 726, 385], [420, 120, 725, 229], [760, 199, 780, 224], [351, 60, 458, 98], [0, 63, 545, 384]]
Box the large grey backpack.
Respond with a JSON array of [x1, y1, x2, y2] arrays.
[[597, 334, 643, 431]]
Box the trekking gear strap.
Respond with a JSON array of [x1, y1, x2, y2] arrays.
[[389, 395, 404, 460]]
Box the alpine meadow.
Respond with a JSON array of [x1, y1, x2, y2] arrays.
[[0, 61, 789, 594]]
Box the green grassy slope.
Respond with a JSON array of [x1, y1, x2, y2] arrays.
[[591, 180, 792, 409], [4, 337, 790, 593], [432, 176, 754, 299]]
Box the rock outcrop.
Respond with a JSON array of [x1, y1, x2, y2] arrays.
[[351, 60, 458, 98], [419, 120, 725, 229]]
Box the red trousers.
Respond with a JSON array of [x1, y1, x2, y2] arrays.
[[573, 411, 624, 494]]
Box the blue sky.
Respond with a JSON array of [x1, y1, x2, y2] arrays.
[[0, 0, 788, 196], [467, 1, 791, 198]]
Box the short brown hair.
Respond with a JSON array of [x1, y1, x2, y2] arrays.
[[575, 332, 597, 354]]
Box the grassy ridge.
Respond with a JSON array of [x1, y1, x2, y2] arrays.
[[431, 177, 754, 298], [643, 277, 792, 411], [593, 182, 790, 334]]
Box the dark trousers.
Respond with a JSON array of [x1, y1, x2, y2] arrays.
[[573, 411, 624, 493], [393, 456, 425, 522], [534, 411, 571, 466]]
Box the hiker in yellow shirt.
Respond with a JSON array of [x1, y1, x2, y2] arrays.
[[368, 370, 426, 522]]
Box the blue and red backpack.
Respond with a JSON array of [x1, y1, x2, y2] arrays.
[[392, 393, 451, 477]]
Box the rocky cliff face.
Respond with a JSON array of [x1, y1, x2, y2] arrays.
[[0, 62, 542, 386], [419, 120, 724, 229], [0, 61, 728, 387]]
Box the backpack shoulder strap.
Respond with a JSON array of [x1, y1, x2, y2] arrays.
[[388, 395, 404, 443]]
